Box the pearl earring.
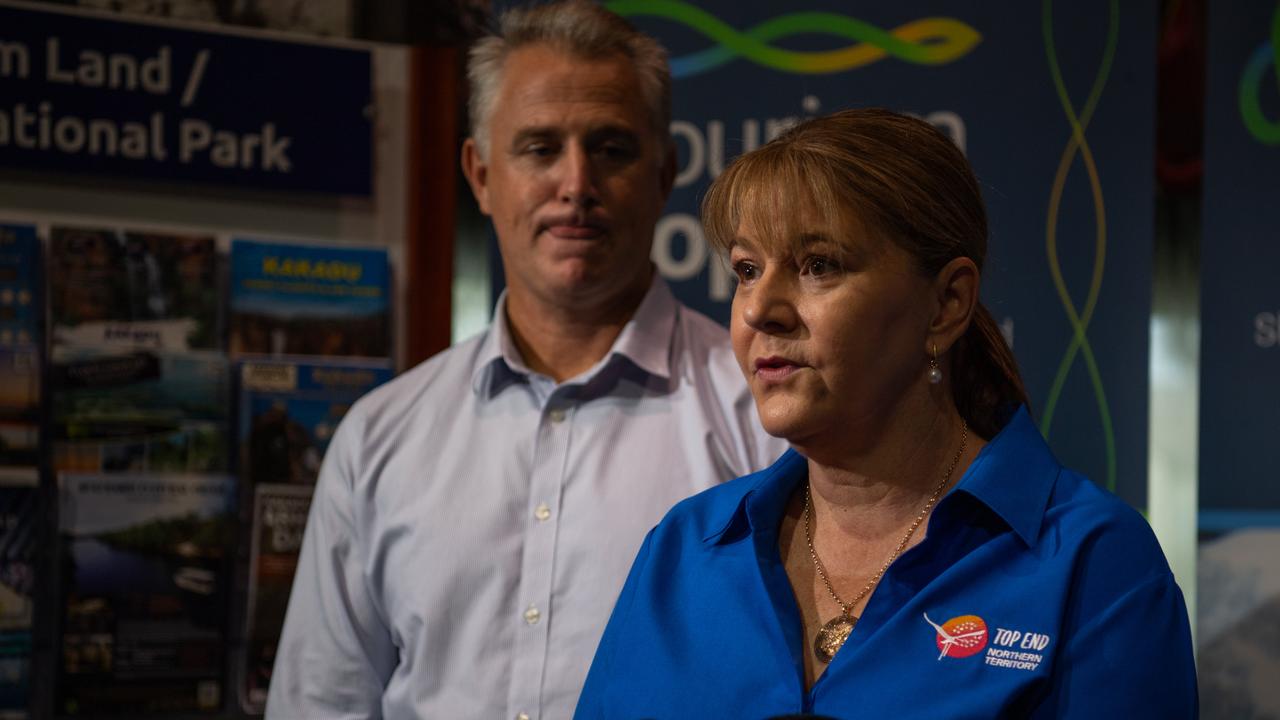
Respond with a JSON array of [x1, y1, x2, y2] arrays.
[[928, 344, 942, 384]]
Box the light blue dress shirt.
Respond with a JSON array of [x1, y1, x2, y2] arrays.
[[266, 277, 786, 720], [577, 407, 1198, 718]]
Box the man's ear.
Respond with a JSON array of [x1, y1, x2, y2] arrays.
[[461, 138, 492, 216], [927, 256, 980, 355]]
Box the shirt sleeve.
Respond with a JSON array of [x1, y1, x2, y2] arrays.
[[574, 527, 657, 719], [1028, 571, 1198, 718], [265, 411, 397, 720]]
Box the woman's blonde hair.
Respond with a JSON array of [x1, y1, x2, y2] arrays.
[[702, 108, 1027, 438]]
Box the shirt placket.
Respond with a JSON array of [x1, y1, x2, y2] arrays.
[[507, 386, 574, 720]]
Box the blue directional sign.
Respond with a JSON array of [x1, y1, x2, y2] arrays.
[[0, 5, 372, 195]]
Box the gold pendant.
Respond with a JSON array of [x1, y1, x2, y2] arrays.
[[813, 614, 856, 663]]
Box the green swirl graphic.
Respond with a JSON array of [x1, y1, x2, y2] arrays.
[[1239, 2, 1280, 144], [1039, 0, 1119, 492], [605, 0, 980, 76]]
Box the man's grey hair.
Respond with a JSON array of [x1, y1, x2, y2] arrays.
[[467, 0, 672, 159]]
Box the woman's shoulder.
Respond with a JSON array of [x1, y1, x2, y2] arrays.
[[1044, 468, 1174, 583], [1050, 469, 1159, 540], [977, 407, 1168, 572]]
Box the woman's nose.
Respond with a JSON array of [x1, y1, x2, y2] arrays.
[[738, 269, 799, 335]]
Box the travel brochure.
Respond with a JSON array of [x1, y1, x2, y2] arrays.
[[49, 226, 219, 352], [0, 483, 36, 719], [238, 358, 393, 487], [239, 483, 312, 714], [57, 473, 236, 715], [0, 224, 40, 350], [229, 238, 391, 359], [0, 224, 41, 488], [51, 348, 230, 475], [0, 350, 39, 485]]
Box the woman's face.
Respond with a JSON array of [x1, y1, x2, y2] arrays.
[[728, 202, 936, 447]]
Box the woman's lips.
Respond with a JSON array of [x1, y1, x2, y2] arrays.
[[754, 356, 801, 382]]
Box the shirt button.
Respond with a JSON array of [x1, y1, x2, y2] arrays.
[[524, 605, 541, 625], [516, 714, 530, 720], [534, 503, 551, 522], [547, 408, 566, 423]]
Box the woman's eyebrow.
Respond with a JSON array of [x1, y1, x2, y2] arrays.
[[795, 231, 837, 248]]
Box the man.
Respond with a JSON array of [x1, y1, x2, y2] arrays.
[[266, 2, 784, 718]]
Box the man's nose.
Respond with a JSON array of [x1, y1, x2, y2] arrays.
[[557, 144, 599, 207], [739, 268, 799, 335]]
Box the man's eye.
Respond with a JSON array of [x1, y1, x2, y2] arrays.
[[523, 143, 555, 157], [599, 143, 637, 160], [732, 260, 759, 282]]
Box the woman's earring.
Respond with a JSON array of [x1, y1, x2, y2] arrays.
[[928, 344, 942, 384]]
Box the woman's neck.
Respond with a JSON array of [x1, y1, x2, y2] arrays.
[[800, 401, 982, 540]]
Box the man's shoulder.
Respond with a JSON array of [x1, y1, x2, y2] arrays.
[[672, 301, 729, 347], [347, 330, 489, 426]]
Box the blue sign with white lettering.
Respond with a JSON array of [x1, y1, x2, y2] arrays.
[[0, 5, 371, 195]]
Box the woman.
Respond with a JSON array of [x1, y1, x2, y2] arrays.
[[575, 109, 1196, 718]]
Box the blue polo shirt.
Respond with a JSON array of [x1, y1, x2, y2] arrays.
[[576, 407, 1197, 718]]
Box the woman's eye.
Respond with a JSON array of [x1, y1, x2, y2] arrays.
[[803, 256, 840, 277], [732, 260, 759, 282]]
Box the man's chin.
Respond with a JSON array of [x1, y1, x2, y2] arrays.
[[550, 258, 649, 290], [534, 272, 639, 305]]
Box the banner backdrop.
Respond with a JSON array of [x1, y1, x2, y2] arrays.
[[1200, 0, 1280, 525], [1198, 0, 1280, 710], [589, 0, 1154, 504]]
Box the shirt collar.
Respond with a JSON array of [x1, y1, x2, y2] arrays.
[[951, 405, 1058, 546], [470, 274, 677, 397], [703, 449, 807, 546], [703, 406, 1059, 548], [601, 274, 676, 380]]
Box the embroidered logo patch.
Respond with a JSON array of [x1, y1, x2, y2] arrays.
[[925, 611, 1053, 671], [924, 613, 988, 659]]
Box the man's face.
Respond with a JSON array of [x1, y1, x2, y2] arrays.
[[463, 44, 674, 313]]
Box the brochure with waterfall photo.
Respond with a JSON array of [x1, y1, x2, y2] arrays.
[[57, 473, 236, 715], [49, 226, 219, 351]]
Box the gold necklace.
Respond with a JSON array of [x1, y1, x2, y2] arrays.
[[804, 422, 968, 664]]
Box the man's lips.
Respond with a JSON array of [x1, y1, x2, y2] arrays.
[[753, 356, 803, 382], [545, 222, 606, 239]]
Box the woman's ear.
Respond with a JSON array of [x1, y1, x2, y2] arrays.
[[927, 256, 980, 354]]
